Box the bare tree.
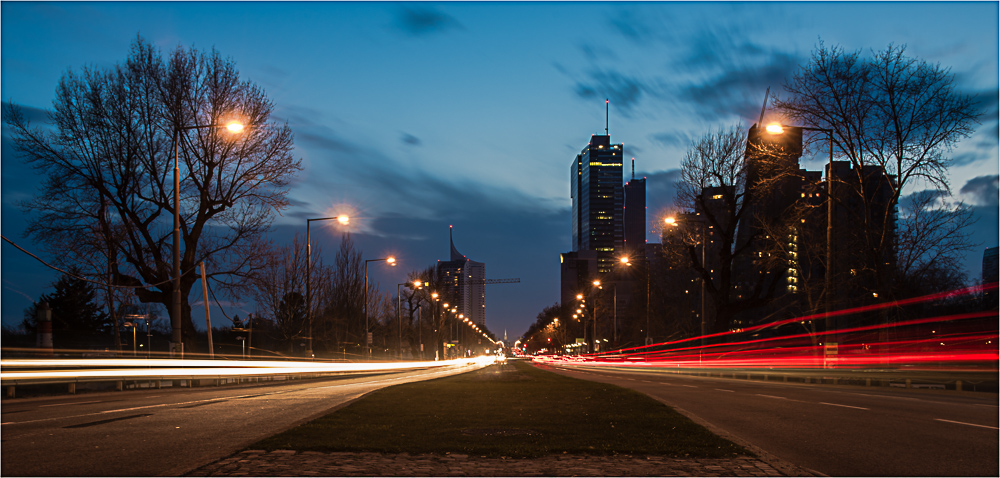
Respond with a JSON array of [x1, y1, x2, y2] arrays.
[[774, 42, 981, 297], [894, 191, 978, 295], [249, 234, 315, 353], [4, 36, 301, 352], [673, 125, 785, 333], [315, 233, 364, 355]]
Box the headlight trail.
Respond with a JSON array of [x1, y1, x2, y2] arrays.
[[1, 356, 499, 383]]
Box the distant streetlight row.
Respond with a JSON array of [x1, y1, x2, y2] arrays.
[[171, 120, 497, 362]]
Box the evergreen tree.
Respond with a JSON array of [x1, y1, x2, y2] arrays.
[[23, 271, 110, 349]]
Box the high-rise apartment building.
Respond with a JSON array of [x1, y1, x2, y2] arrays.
[[733, 123, 896, 328], [570, 134, 624, 274]]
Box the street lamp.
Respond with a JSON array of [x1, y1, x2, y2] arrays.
[[173, 121, 245, 358], [766, 123, 835, 325], [364, 256, 396, 358], [306, 215, 350, 358]]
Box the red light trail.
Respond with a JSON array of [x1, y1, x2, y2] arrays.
[[536, 283, 999, 372]]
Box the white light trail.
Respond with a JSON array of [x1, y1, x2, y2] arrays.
[[1, 356, 498, 382]]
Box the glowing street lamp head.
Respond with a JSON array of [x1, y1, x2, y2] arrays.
[[431, 292, 439, 299], [593, 280, 601, 287], [386, 257, 396, 266], [620, 256, 630, 265], [766, 123, 784, 135], [225, 121, 245, 133], [337, 215, 350, 226], [664, 217, 677, 226], [576, 294, 584, 300], [413, 280, 422, 288]]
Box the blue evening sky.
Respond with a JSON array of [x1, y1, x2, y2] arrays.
[[2, 1, 998, 339]]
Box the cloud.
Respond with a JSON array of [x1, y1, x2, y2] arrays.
[[394, 7, 462, 37], [2, 102, 51, 125], [608, 10, 656, 43], [643, 168, 684, 210], [898, 189, 949, 215], [296, 130, 357, 153], [650, 131, 693, 149], [573, 70, 663, 116], [675, 50, 802, 122], [568, 17, 804, 123], [285, 116, 567, 228], [959, 175, 999, 207], [579, 44, 618, 62], [401, 133, 421, 146], [969, 87, 999, 121], [951, 151, 993, 167]]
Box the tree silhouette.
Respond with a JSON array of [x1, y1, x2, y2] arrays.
[[5, 36, 300, 353]]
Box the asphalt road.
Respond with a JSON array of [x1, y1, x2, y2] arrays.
[[1, 363, 485, 476], [538, 363, 999, 477]]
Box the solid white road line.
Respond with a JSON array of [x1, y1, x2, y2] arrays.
[[934, 419, 999, 430], [819, 402, 869, 410], [39, 400, 105, 407]]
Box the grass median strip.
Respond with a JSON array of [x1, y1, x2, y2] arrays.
[[251, 360, 749, 458]]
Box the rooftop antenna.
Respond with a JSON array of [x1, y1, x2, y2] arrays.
[[631, 157, 635, 181], [758, 86, 770, 127], [605, 98, 609, 135]]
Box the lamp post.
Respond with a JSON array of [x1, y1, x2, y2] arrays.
[[306, 214, 350, 358], [765, 123, 835, 326], [173, 121, 244, 358], [614, 256, 633, 348], [123, 322, 137, 356], [666, 215, 708, 363], [364, 257, 396, 359], [430, 292, 439, 358], [590, 280, 601, 353], [396, 282, 405, 360], [443, 301, 451, 358]]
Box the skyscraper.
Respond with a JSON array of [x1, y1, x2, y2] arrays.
[[437, 226, 486, 326], [623, 159, 646, 260], [570, 134, 624, 274]]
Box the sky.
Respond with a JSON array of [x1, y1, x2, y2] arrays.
[[2, 1, 998, 341]]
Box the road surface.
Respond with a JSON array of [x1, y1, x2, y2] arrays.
[[2, 363, 484, 476], [539, 362, 998, 476]]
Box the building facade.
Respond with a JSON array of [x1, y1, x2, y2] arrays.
[[571, 134, 624, 274], [624, 173, 646, 260], [437, 226, 486, 326]]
